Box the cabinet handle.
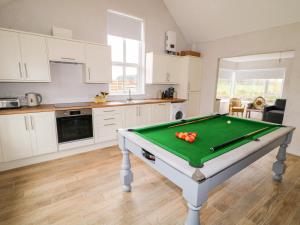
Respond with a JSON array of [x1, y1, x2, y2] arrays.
[[30, 116, 34, 130], [61, 57, 76, 61], [24, 63, 29, 78], [24, 116, 28, 130], [166, 73, 170, 82], [18, 62, 23, 78], [88, 68, 91, 80], [103, 110, 115, 113], [104, 123, 115, 126], [104, 117, 115, 120], [136, 106, 138, 117]]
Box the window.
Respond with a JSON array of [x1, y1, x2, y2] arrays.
[[107, 10, 144, 94], [216, 69, 285, 103]]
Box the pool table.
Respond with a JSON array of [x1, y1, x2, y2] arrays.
[[118, 114, 295, 225]]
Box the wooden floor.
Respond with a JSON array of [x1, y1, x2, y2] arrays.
[[0, 147, 299, 225]]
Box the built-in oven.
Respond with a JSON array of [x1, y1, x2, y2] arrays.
[[56, 108, 93, 144]]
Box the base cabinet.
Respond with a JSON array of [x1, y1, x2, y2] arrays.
[[150, 103, 171, 124], [93, 107, 123, 143], [0, 114, 32, 161], [0, 112, 57, 162]]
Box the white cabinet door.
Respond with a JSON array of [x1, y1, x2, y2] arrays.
[[30, 112, 57, 156], [146, 52, 179, 84], [187, 92, 201, 117], [0, 114, 32, 161], [188, 57, 202, 92], [150, 103, 171, 124], [85, 44, 112, 83], [166, 56, 180, 84], [47, 38, 85, 63], [123, 106, 138, 128], [19, 34, 51, 82], [0, 30, 22, 81], [137, 105, 151, 126]]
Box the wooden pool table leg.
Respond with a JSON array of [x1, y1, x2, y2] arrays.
[[120, 148, 133, 192], [185, 203, 201, 225], [272, 143, 288, 182]]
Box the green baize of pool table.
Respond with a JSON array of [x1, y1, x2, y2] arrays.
[[133, 116, 281, 168]]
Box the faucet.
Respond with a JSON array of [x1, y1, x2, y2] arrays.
[[127, 89, 133, 102]]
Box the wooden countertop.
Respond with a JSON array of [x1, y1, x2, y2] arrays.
[[0, 98, 186, 115]]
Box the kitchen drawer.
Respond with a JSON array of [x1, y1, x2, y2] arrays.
[[94, 112, 123, 125], [93, 107, 123, 116], [94, 121, 122, 143]]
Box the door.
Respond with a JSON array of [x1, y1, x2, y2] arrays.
[[188, 57, 202, 92], [30, 112, 57, 155], [0, 30, 22, 81], [85, 44, 112, 83], [187, 92, 201, 117], [47, 38, 85, 63], [151, 103, 171, 124], [166, 56, 180, 83], [0, 114, 32, 161], [123, 106, 138, 128], [151, 54, 167, 83], [137, 105, 151, 126], [19, 34, 51, 82]]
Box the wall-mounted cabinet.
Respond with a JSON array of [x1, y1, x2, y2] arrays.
[[146, 52, 180, 84], [0, 30, 50, 82], [0, 112, 57, 162], [47, 38, 85, 63], [85, 44, 112, 83], [0, 28, 112, 83]]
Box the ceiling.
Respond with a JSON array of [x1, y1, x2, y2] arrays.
[[163, 0, 300, 43]]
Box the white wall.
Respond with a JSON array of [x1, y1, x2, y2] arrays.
[[0, 0, 187, 102], [197, 22, 300, 156]]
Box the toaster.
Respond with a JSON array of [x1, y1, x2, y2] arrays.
[[0, 98, 21, 109]]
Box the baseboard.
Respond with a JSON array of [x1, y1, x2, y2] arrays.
[[0, 140, 118, 172]]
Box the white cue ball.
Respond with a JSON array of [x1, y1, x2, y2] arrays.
[[227, 120, 231, 124]]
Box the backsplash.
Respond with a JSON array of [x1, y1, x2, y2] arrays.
[[0, 62, 176, 104]]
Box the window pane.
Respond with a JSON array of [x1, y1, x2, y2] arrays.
[[111, 66, 124, 92], [234, 79, 265, 101], [108, 35, 123, 63], [126, 39, 139, 64], [124, 66, 138, 90], [216, 79, 232, 99]]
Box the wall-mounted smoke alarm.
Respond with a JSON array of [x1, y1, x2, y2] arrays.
[[165, 31, 176, 54]]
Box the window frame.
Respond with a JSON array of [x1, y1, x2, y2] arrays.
[[107, 13, 145, 96]]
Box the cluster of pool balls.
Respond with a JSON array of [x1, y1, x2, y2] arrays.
[[175, 132, 198, 143]]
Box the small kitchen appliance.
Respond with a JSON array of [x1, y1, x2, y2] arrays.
[[26, 92, 42, 107], [0, 98, 21, 109]]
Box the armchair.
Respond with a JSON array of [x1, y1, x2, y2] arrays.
[[262, 99, 286, 124]]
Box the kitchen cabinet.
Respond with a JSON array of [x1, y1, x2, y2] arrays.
[[187, 92, 201, 117], [29, 112, 57, 155], [150, 103, 171, 124], [93, 107, 123, 143], [19, 34, 51, 82], [0, 114, 33, 161], [0, 30, 50, 82], [123, 105, 152, 128], [85, 44, 112, 83], [47, 37, 85, 63], [146, 52, 180, 84], [0, 30, 22, 81], [177, 56, 202, 99], [0, 112, 57, 162]]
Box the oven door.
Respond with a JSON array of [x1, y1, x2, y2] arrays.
[[56, 115, 93, 143]]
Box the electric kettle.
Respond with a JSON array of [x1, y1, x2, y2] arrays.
[[25, 92, 42, 107]]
